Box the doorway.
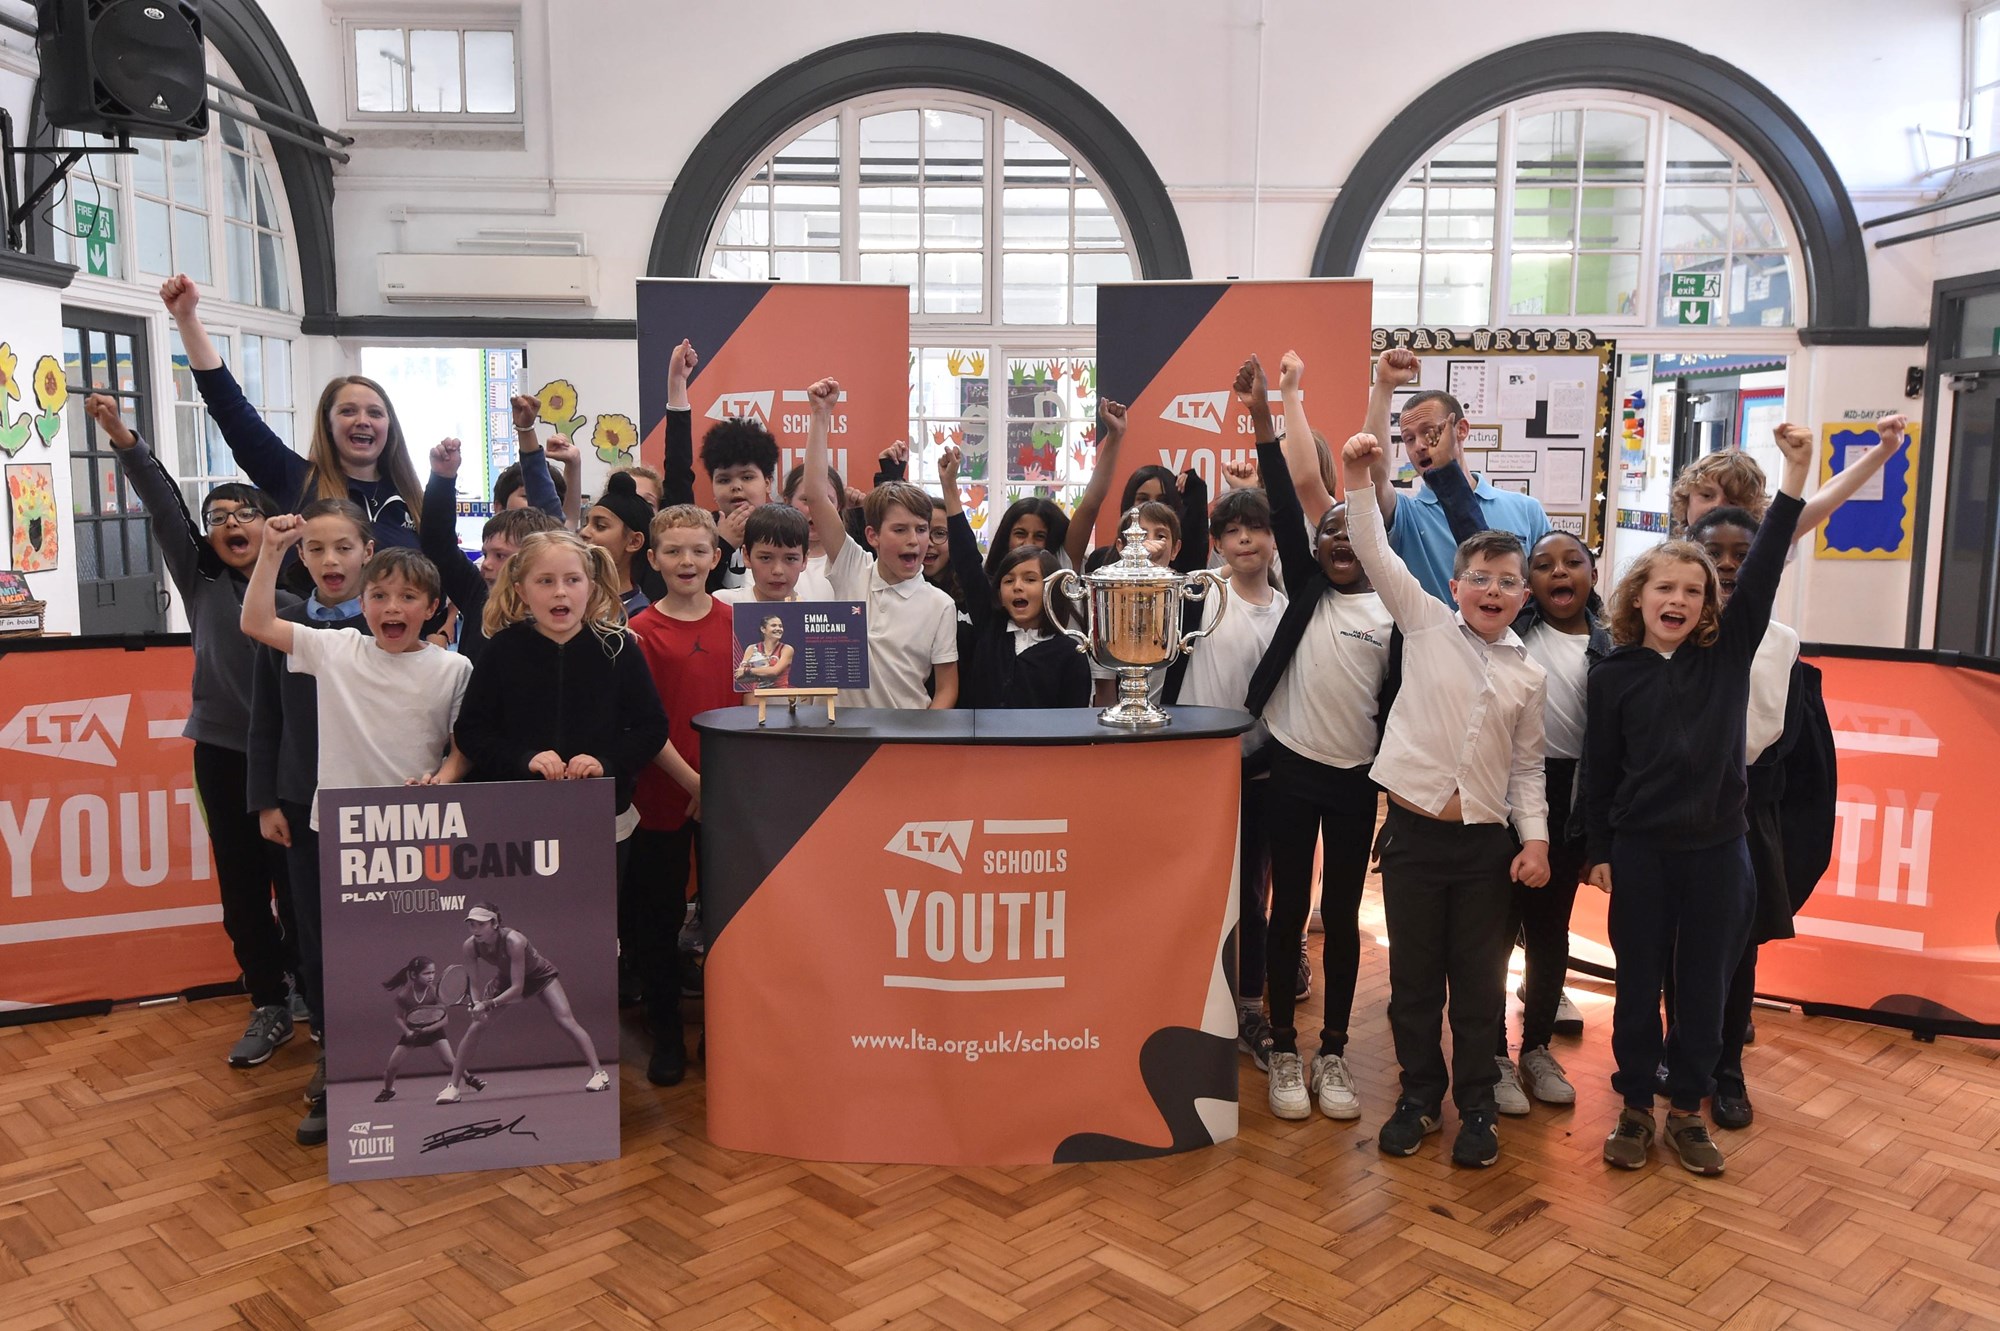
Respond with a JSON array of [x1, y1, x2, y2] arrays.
[[61, 308, 164, 636]]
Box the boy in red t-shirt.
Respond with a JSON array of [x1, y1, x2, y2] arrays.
[[627, 505, 737, 1086]]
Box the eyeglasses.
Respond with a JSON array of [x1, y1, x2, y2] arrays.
[[203, 508, 266, 529], [1459, 571, 1525, 593]]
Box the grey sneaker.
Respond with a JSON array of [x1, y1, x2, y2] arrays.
[[1237, 1006, 1276, 1073], [1308, 1053, 1361, 1120], [1604, 1107, 1655, 1169], [1519, 1046, 1575, 1105], [227, 1004, 295, 1067], [1268, 1052, 1311, 1120], [296, 1094, 327, 1147], [1494, 1056, 1531, 1115], [288, 987, 310, 1026], [1665, 1112, 1726, 1176], [305, 1052, 326, 1104]]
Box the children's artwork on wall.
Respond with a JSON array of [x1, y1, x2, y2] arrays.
[[30, 355, 65, 446], [8, 463, 58, 571], [0, 345, 69, 456], [1815, 422, 1921, 560], [534, 378, 587, 439], [592, 413, 637, 466]]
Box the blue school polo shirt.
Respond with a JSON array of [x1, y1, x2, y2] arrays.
[[1386, 474, 1553, 604]]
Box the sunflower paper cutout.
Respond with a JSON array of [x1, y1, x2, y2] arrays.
[[0, 344, 30, 456], [31, 355, 65, 445], [0, 344, 18, 403], [591, 413, 637, 465], [534, 379, 586, 438]]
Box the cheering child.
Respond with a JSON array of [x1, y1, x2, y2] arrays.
[[89, 394, 301, 1076], [983, 496, 1071, 584], [718, 504, 814, 604], [658, 338, 779, 590], [374, 957, 474, 1102], [1671, 414, 1906, 538], [423, 435, 560, 659], [583, 472, 656, 617], [783, 457, 851, 600], [1059, 399, 1130, 571], [1588, 422, 1812, 1177]]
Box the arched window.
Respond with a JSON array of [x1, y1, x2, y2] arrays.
[[1356, 95, 1805, 332], [703, 94, 1139, 523]]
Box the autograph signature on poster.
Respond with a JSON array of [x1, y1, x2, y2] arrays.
[[422, 1115, 540, 1153]]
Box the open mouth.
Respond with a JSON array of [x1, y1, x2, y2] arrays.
[[1009, 597, 1033, 614], [378, 620, 409, 642], [225, 534, 252, 555], [1660, 611, 1688, 631], [321, 573, 347, 594], [546, 605, 574, 621]]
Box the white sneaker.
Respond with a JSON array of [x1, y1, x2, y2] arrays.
[[1268, 1052, 1311, 1120], [1519, 1046, 1576, 1104], [584, 1069, 611, 1092], [434, 1083, 461, 1104], [1553, 991, 1584, 1037], [1309, 1053, 1361, 1120], [1494, 1056, 1531, 1116]]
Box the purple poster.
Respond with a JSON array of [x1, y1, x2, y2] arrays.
[[318, 780, 619, 1182], [731, 600, 870, 693]]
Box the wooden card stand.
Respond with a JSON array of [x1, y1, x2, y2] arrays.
[[752, 687, 838, 726]]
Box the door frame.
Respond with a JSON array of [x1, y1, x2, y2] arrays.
[[61, 304, 165, 635], [1907, 266, 2000, 650]]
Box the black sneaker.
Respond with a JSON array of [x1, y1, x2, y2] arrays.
[[1712, 1088, 1754, 1130], [648, 1037, 687, 1087], [681, 951, 706, 1000], [296, 1095, 327, 1147], [1294, 951, 1312, 1002], [374, 1088, 396, 1103], [463, 1074, 487, 1093], [1377, 1100, 1441, 1157], [1237, 1007, 1276, 1073], [1451, 1109, 1500, 1168]]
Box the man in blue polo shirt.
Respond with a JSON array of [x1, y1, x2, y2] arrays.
[[1362, 349, 1552, 603]]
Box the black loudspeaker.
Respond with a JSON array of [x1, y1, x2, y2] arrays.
[[36, 0, 208, 141]]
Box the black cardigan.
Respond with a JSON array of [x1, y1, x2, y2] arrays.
[[453, 621, 669, 813]]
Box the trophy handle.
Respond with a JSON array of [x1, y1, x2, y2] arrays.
[[1175, 569, 1230, 656], [1047, 568, 1094, 656]]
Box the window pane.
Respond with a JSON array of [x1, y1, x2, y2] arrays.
[[1657, 253, 1724, 321], [1581, 110, 1647, 181], [1734, 253, 1793, 326], [1973, 87, 2000, 160], [1360, 250, 1421, 325], [860, 110, 919, 182], [1576, 252, 1640, 317], [169, 138, 205, 207], [133, 138, 166, 196], [355, 28, 407, 112], [1661, 187, 1732, 252], [205, 414, 232, 477], [1431, 119, 1499, 183], [175, 207, 210, 284], [168, 331, 193, 399], [1512, 186, 1575, 248], [923, 110, 984, 181], [1734, 188, 1784, 250], [772, 250, 839, 283], [858, 186, 917, 250], [1427, 186, 1495, 247], [464, 31, 516, 113], [1003, 252, 1067, 324], [409, 30, 462, 113], [1979, 10, 2000, 85], [1421, 252, 1493, 326], [266, 340, 291, 408], [1579, 185, 1645, 249], [100, 522, 126, 578], [923, 186, 982, 248], [923, 252, 982, 314], [774, 118, 839, 180], [220, 100, 246, 150], [771, 184, 838, 247], [1508, 253, 1571, 316], [1664, 120, 1733, 183], [712, 249, 770, 280], [1074, 187, 1121, 247], [1002, 188, 1068, 248], [241, 335, 263, 406], [226, 221, 255, 303], [720, 188, 769, 247], [223, 153, 249, 220], [1072, 251, 1132, 325], [258, 230, 287, 310], [268, 411, 293, 447], [859, 252, 919, 310], [1516, 110, 1581, 180], [253, 164, 279, 231], [1368, 186, 1424, 247], [114, 335, 137, 393], [136, 197, 172, 274], [1003, 119, 1069, 183], [174, 403, 200, 477]]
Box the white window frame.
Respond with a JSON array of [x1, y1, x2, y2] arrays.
[[1967, 0, 2000, 163], [1361, 92, 1809, 333], [339, 17, 524, 125]]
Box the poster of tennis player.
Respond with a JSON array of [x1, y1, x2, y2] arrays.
[[318, 780, 618, 1182], [731, 600, 869, 692]]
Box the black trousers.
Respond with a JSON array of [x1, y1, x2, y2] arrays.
[[1501, 757, 1583, 1054], [1378, 803, 1517, 1113], [1664, 797, 1783, 1097], [1236, 771, 1271, 1002], [1261, 745, 1378, 1054], [278, 798, 322, 1034], [1608, 834, 1753, 1111], [191, 742, 295, 1010], [627, 823, 694, 1037]]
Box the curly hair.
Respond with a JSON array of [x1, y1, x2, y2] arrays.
[[1669, 451, 1768, 532], [701, 418, 780, 482], [482, 529, 628, 642], [1607, 541, 1721, 649]]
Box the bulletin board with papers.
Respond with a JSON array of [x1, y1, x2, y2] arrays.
[[1377, 331, 1616, 550]]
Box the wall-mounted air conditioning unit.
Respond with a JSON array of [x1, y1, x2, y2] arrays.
[[377, 253, 600, 305]]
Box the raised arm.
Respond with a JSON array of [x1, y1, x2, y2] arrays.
[[423, 439, 487, 622], [546, 432, 583, 529], [87, 395, 203, 602], [1063, 400, 1127, 569], [507, 395, 563, 520], [240, 515, 304, 653], [1236, 356, 1314, 600], [163, 276, 306, 504], [1363, 348, 1420, 526], [160, 274, 221, 371], [1718, 423, 1811, 661], [662, 339, 698, 507], [1172, 467, 1208, 574], [1339, 433, 1453, 633], [803, 377, 848, 564], [875, 440, 909, 485], [1278, 350, 1336, 523], [938, 444, 993, 630], [1797, 413, 1907, 540], [1425, 459, 1483, 546]]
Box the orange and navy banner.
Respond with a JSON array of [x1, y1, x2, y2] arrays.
[[636, 279, 911, 512], [1093, 279, 1374, 544], [1570, 652, 2000, 1033], [699, 729, 1241, 1164], [0, 642, 238, 1017]]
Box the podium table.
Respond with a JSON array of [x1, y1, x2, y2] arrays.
[[692, 705, 1251, 1165]]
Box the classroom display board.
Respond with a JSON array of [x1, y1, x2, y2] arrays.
[[1095, 280, 1374, 545], [317, 780, 619, 1182], [1570, 652, 2000, 1036], [0, 642, 239, 1018], [635, 279, 910, 511], [1374, 329, 1616, 549], [1816, 420, 1922, 560]]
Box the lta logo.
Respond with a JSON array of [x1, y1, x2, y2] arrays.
[[885, 821, 973, 874], [0, 695, 130, 767]]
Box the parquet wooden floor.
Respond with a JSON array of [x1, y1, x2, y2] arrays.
[[5, 884, 2000, 1330]]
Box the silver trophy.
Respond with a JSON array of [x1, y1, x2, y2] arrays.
[[1049, 520, 1229, 729]]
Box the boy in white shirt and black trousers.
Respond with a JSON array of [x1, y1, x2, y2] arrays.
[[1339, 430, 1551, 1170]]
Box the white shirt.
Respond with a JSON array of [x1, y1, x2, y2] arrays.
[[1009, 624, 1049, 654], [1179, 579, 1287, 712], [1348, 483, 1550, 843], [1747, 621, 1801, 763], [1522, 621, 1591, 762], [797, 555, 837, 603], [1264, 589, 1394, 770], [826, 539, 959, 710], [288, 627, 473, 830]]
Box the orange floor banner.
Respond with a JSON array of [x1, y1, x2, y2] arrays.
[[696, 712, 1243, 1164], [636, 278, 911, 511], [0, 641, 239, 1017], [1570, 652, 2000, 1034]]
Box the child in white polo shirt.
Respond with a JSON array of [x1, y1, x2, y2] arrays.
[[801, 377, 959, 710]]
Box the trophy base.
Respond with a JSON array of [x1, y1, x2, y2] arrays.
[[1096, 668, 1171, 729]]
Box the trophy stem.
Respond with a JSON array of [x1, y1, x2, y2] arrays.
[[1098, 666, 1171, 729]]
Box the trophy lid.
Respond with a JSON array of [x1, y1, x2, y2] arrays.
[[1085, 520, 1182, 586]]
